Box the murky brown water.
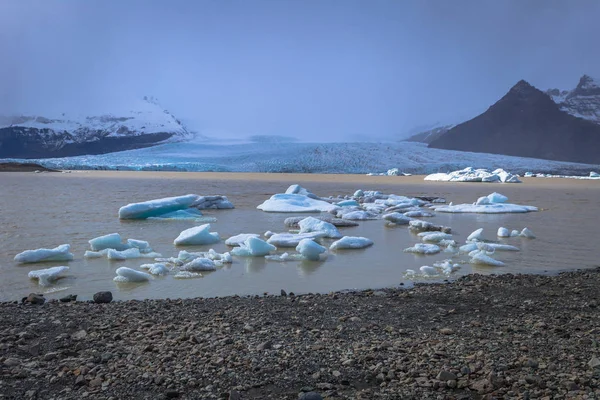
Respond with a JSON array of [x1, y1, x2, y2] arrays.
[[1, 171, 599, 301]]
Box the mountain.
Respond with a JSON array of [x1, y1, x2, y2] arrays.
[[546, 75, 600, 124], [404, 124, 455, 144], [0, 97, 193, 159], [428, 79, 600, 164]]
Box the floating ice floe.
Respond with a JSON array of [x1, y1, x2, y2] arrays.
[[140, 263, 170, 275], [181, 258, 217, 272], [525, 171, 600, 180], [284, 216, 359, 228], [28, 266, 70, 286], [225, 233, 260, 246], [383, 212, 412, 225], [113, 267, 152, 283], [166, 249, 231, 267], [497, 227, 510, 237], [467, 228, 485, 242], [409, 220, 452, 233], [267, 232, 326, 247], [296, 239, 327, 261], [403, 210, 434, 218], [231, 237, 277, 257], [405, 260, 461, 278], [106, 248, 162, 260], [285, 184, 319, 199], [403, 243, 441, 255], [257, 194, 338, 213], [469, 251, 505, 267], [173, 271, 203, 279], [433, 193, 537, 214], [329, 236, 374, 251], [298, 217, 342, 238], [424, 167, 521, 183], [119, 194, 234, 220], [14, 244, 74, 264], [336, 199, 359, 207], [418, 232, 453, 243], [174, 224, 220, 246], [147, 209, 213, 221], [335, 210, 378, 220], [520, 227, 536, 238], [89, 233, 130, 251], [265, 252, 304, 262]]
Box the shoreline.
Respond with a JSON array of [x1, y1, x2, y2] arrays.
[[2, 267, 600, 399]]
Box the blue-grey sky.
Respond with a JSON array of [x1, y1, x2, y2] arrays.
[[1, 0, 599, 140]]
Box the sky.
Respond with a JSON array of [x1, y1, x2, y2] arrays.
[[1, 0, 599, 141]]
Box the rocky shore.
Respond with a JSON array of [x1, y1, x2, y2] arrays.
[[2, 269, 600, 400]]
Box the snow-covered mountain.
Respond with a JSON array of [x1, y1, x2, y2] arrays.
[[546, 75, 600, 124], [0, 97, 194, 158]]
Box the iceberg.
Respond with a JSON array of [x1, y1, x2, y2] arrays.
[[403, 243, 441, 255], [127, 239, 153, 253], [329, 236, 373, 251], [424, 167, 521, 183], [181, 257, 217, 271], [113, 267, 152, 282], [147, 209, 212, 221], [89, 233, 130, 251], [28, 266, 69, 286], [118, 194, 234, 220], [467, 228, 485, 242], [107, 248, 142, 260], [174, 224, 220, 246], [284, 216, 359, 228], [470, 251, 505, 267], [119, 194, 200, 219], [140, 263, 170, 275], [497, 227, 510, 237], [434, 197, 537, 214], [520, 227, 536, 239], [257, 194, 338, 213], [298, 217, 342, 238], [84, 249, 109, 258], [267, 232, 327, 247], [225, 233, 260, 246], [382, 212, 412, 225], [336, 199, 359, 207], [14, 244, 74, 264], [409, 220, 452, 233], [487, 192, 508, 203], [336, 210, 378, 220], [418, 232, 453, 243], [419, 266, 438, 276], [403, 210, 434, 218], [296, 239, 327, 261], [265, 252, 304, 262], [231, 237, 276, 257], [173, 271, 203, 279], [285, 184, 319, 199]]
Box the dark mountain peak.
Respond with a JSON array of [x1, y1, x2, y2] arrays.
[[496, 79, 556, 109], [507, 80, 544, 97], [571, 74, 600, 97]]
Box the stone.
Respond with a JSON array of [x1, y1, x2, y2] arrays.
[[436, 370, 457, 381], [165, 390, 180, 398], [470, 378, 493, 394], [72, 330, 87, 340], [59, 294, 77, 303], [3, 358, 20, 367], [588, 356, 600, 369], [229, 390, 241, 400], [93, 291, 113, 304], [439, 328, 454, 335], [243, 324, 255, 333], [299, 392, 323, 400], [281, 289, 287, 296], [257, 341, 272, 351], [89, 378, 102, 387], [23, 293, 45, 305]]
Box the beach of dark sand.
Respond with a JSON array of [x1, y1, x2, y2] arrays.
[[1, 268, 600, 400]]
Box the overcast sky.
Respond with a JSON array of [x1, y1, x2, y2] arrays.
[[1, 0, 599, 140]]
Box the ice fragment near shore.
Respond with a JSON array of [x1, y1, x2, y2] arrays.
[[14, 244, 74, 264], [140, 263, 170, 275], [329, 236, 373, 251], [89, 233, 129, 251], [265, 252, 304, 262], [298, 217, 342, 238], [403, 243, 441, 255], [467, 228, 485, 242], [174, 224, 220, 246], [113, 267, 152, 283], [127, 239, 153, 253], [225, 233, 260, 246], [28, 266, 69, 286], [267, 232, 326, 247], [470, 251, 505, 266], [383, 212, 411, 225], [418, 232, 453, 243], [118, 194, 200, 219], [296, 239, 327, 261], [424, 167, 521, 183], [107, 248, 141, 260], [181, 257, 217, 271], [231, 237, 276, 257], [285, 184, 319, 199], [497, 227, 510, 237], [520, 227, 536, 239], [434, 193, 537, 214], [257, 194, 338, 213], [173, 271, 203, 279]]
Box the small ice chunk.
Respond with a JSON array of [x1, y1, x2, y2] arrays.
[[329, 236, 373, 251], [459, 243, 478, 253], [285, 184, 318, 199], [383, 212, 411, 225], [265, 252, 304, 262], [147, 208, 205, 221], [264, 231, 275, 238], [140, 263, 170, 275], [419, 266, 438, 276], [338, 210, 378, 220], [173, 271, 203, 279], [475, 196, 491, 205], [497, 227, 510, 237], [257, 194, 338, 213], [487, 192, 508, 203], [267, 232, 326, 247], [404, 269, 416, 277], [89, 233, 129, 251], [467, 228, 485, 242], [470, 252, 505, 266], [403, 210, 434, 218], [298, 217, 342, 238], [485, 243, 519, 251], [520, 227, 536, 239], [174, 224, 220, 246], [337, 200, 359, 207], [296, 239, 327, 261], [107, 248, 142, 260], [113, 267, 152, 282], [418, 232, 453, 243], [231, 237, 276, 257], [14, 244, 74, 264], [118, 194, 200, 219], [353, 190, 364, 197], [225, 233, 260, 246], [403, 243, 441, 255], [84, 249, 109, 258], [28, 266, 69, 286], [127, 239, 152, 252], [181, 257, 217, 271]]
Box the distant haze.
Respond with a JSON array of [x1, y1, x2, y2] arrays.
[[1, 0, 599, 141]]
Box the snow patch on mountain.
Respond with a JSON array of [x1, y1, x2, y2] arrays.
[[547, 75, 600, 124]]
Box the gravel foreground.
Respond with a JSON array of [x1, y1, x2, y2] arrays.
[[2, 269, 600, 400]]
